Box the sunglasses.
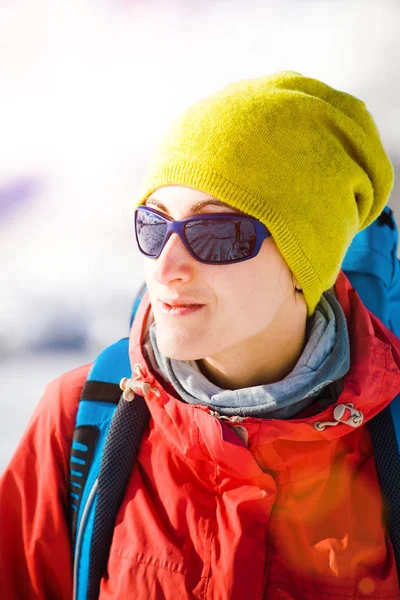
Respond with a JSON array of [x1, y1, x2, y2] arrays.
[[134, 206, 271, 265]]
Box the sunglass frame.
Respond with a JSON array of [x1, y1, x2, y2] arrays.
[[134, 205, 271, 265]]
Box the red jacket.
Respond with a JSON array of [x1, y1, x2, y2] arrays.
[[1, 272, 400, 599]]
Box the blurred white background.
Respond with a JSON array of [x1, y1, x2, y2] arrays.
[[1, 0, 399, 470]]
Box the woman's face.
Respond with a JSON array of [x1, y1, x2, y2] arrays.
[[143, 185, 304, 361]]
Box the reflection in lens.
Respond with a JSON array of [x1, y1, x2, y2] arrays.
[[136, 210, 167, 256], [185, 218, 256, 262]]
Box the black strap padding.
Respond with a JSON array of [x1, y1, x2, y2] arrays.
[[367, 405, 400, 580], [69, 425, 100, 545], [81, 380, 122, 404], [86, 395, 150, 600]]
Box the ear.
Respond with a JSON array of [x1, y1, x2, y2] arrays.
[[294, 280, 302, 293]]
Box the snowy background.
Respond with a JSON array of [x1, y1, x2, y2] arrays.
[[1, 0, 400, 471]]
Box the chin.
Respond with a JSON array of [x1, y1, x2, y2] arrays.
[[157, 332, 211, 362]]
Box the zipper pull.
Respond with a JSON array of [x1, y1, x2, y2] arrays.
[[314, 403, 364, 431], [119, 363, 160, 402], [209, 410, 244, 423], [119, 377, 152, 401]]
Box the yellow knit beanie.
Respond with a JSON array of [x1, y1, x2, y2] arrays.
[[136, 71, 394, 314]]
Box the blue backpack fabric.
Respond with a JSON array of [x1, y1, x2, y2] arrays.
[[342, 205, 400, 337], [69, 205, 400, 599]]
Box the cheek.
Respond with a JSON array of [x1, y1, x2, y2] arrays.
[[256, 241, 294, 297], [211, 254, 292, 319], [210, 264, 267, 319]]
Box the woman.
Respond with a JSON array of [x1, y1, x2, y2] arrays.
[[1, 71, 400, 599]]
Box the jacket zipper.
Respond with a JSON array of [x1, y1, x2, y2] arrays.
[[73, 478, 99, 600]]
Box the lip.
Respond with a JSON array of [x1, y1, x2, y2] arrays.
[[158, 298, 205, 317]]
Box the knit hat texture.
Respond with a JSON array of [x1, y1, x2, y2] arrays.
[[136, 71, 394, 314]]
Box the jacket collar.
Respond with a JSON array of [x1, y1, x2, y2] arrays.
[[129, 272, 400, 458]]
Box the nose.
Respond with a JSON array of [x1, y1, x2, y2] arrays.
[[151, 232, 196, 285]]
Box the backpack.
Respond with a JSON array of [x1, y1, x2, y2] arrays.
[[342, 206, 400, 337], [68, 206, 400, 600]]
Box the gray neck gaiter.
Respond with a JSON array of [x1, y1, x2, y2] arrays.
[[143, 290, 350, 419]]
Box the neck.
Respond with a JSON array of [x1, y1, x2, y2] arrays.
[[197, 301, 308, 389]]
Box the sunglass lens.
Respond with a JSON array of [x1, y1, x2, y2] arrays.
[[185, 218, 257, 263], [135, 209, 167, 256]]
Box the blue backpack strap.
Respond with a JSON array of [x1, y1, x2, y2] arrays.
[[70, 337, 133, 600], [70, 283, 151, 600], [343, 206, 400, 578]]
